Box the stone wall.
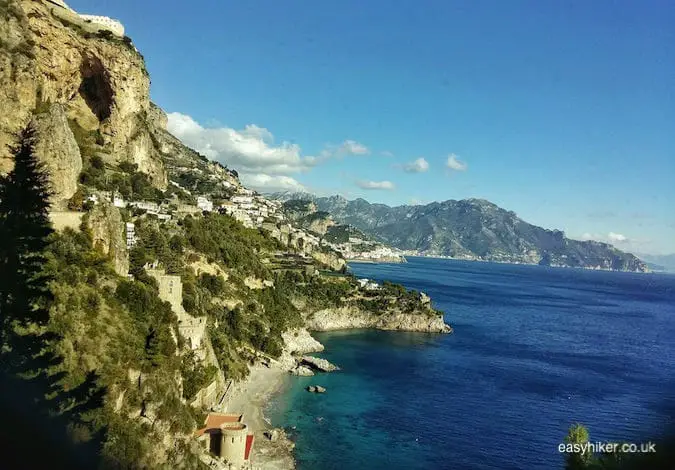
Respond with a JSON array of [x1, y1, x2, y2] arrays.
[[147, 268, 208, 352], [49, 210, 84, 231]]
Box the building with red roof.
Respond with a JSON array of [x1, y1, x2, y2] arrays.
[[196, 412, 254, 469]]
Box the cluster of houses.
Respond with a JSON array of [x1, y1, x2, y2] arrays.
[[220, 193, 284, 228], [321, 236, 404, 262]]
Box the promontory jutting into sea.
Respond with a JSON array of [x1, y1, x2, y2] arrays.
[[0, 1, 672, 469]]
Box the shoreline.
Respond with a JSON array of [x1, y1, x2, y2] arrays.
[[221, 328, 326, 470], [402, 254, 650, 273], [220, 307, 451, 469], [224, 363, 296, 470]]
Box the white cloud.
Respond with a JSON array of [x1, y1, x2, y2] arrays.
[[608, 232, 628, 243], [340, 140, 369, 155], [167, 112, 317, 175], [580, 232, 629, 244], [402, 157, 430, 173], [240, 174, 306, 192], [320, 140, 370, 159], [446, 153, 468, 171], [356, 180, 395, 190], [381, 150, 394, 158]]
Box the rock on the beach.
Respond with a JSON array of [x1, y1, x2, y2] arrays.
[[315, 385, 326, 393], [290, 365, 315, 376], [282, 328, 325, 354], [264, 429, 280, 442], [301, 356, 340, 372], [306, 386, 317, 393]]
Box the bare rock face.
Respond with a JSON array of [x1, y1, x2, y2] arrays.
[[306, 217, 335, 236], [147, 101, 168, 131], [290, 366, 314, 376], [301, 356, 340, 372], [282, 328, 325, 355], [305, 305, 453, 334], [85, 203, 129, 276], [0, 0, 167, 189], [311, 250, 346, 272], [30, 103, 82, 207]]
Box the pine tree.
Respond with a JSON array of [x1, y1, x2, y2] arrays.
[[0, 125, 54, 370]]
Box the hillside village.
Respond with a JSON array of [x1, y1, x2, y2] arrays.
[[278, 199, 406, 263], [0, 1, 451, 469]]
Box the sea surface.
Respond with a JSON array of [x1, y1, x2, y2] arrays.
[[267, 257, 675, 469]]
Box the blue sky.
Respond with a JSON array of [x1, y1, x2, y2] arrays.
[[68, 0, 674, 254]]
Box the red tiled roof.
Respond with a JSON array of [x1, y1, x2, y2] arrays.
[[195, 413, 243, 437]]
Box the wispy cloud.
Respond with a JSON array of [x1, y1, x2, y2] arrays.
[[167, 112, 317, 175], [380, 150, 394, 158], [167, 112, 368, 194], [580, 232, 630, 244], [356, 180, 395, 190], [240, 174, 306, 192], [446, 153, 468, 171], [340, 140, 369, 155], [402, 157, 430, 173], [320, 140, 370, 159]]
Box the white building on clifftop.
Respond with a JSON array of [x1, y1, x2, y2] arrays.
[[45, 0, 125, 37], [79, 14, 125, 37]]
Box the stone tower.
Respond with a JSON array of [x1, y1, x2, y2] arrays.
[[220, 423, 249, 466]]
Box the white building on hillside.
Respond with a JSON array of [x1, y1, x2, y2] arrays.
[[197, 196, 213, 212], [126, 223, 136, 249], [113, 194, 127, 208], [79, 14, 125, 36]]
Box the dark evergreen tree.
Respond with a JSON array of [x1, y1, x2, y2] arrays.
[[0, 125, 54, 369]]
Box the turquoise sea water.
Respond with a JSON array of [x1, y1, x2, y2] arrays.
[[266, 257, 675, 469]]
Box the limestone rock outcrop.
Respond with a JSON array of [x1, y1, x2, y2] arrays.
[[301, 356, 340, 372], [290, 366, 314, 377], [311, 250, 346, 272], [1, 0, 167, 189], [30, 103, 82, 207], [85, 202, 129, 276], [282, 328, 325, 355], [306, 305, 452, 334]]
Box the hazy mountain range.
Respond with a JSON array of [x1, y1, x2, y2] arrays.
[[272, 192, 649, 272], [635, 253, 675, 272]]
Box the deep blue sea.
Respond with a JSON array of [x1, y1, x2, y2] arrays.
[[267, 257, 675, 469]]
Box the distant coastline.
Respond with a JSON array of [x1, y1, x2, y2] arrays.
[[401, 254, 652, 273], [346, 256, 407, 264]]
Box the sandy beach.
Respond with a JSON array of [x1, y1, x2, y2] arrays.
[[224, 364, 296, 470]]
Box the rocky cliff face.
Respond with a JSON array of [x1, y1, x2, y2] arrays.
[[305, 305, 452, 334], [30, 103, 82, 207], [85, 202, 128, 276], [0, 0, 166, 188], [311, 250, 346, 271]]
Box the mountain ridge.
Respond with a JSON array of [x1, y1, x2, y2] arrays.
[[270, 191, 648, 272]]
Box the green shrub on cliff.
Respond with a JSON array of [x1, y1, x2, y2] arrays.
[[182, 212, 278, 276], [180, 351, 217, 401]]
